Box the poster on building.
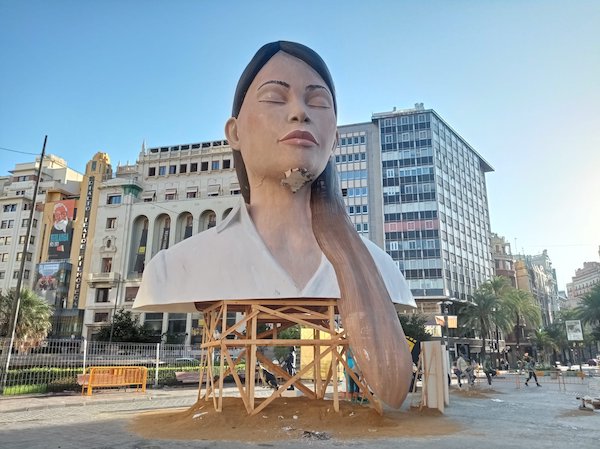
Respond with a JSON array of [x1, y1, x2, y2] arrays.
[[34, 262, 72, 307], [47, 199, 76, 260], [435, 315, 458, 328], [565, 320, 583, 341]]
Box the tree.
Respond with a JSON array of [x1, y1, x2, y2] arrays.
[[0, 289, 53, 344], [575, 284, 600, 327], [271, 325, 300, 362], [501, 288, 542, 350], [529, 329, 557, 365], [397, 313, 431, 342], [95, 309, 152, 342], [457, 288, 496, 360]]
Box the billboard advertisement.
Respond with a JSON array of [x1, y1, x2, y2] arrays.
[[565, 320, 584, 341], [34, 262, 72, 307], [47, 199, 76, 260]]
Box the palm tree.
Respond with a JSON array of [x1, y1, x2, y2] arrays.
[[457, 287, 499, 358], [0, 289, 53, 344], [575, 284, 600, 328], [484, 276, 512, 301], [529, 329, 557, 365], [502, 288, 542, 353]]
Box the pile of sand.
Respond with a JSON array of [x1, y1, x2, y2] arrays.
[[130, 397, 459, 442]]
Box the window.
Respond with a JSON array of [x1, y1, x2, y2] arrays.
[[186, 190, 197, 199], [94, 312, 109, 322], [125, 286, 139, 302], [143, 312, 164, 336], [158, 166, 166, 176], [107, 195, 122, 205], [402, 133, 410, 142], [15, 252, 32, 262], [148, 167, 156, 176], [212, 160, 220, 170], [363, 223, 369, 231], [179, 164, 187, 174], [13, 270, 20, 279], [169, 165, 176, 174], [1, 236, 11, 245], [24, 269, 30, 279], [167, 313, 187, 336], [190, 163, 198, 172], [95, 288, 109, 303], [201, 162, 209, 171], [32, 219, 37, 228], [1, 220, 14, 229], [106, 217, 117, 229], [3, 204, 17, 212], [0, 271, 4, 279], [362, 205, 368, 213], [223, 159, 231, 169], [16, 190, 25, 196], [21, 219, 29, 227], [1, 253, 8, 262], [22, 202, 32, 211]]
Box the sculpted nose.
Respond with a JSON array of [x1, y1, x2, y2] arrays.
[[288, 99, 310, 123]]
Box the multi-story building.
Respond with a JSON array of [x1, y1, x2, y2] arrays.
[[0, 155, 83, 297], [370, 104, 494, 317], [491, 233, 516, 287], [566, 255, 600, 308], [515, 250, 559, 327], [82, 141, 239, 342]]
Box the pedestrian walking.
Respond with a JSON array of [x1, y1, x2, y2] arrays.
[[455, 354, 471, 387], [283, 346, 297, 390], [483, 355, 495, 386], [523, 353, 541, 387]]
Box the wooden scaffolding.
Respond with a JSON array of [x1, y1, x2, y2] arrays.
[[195, 299, 382, 415]]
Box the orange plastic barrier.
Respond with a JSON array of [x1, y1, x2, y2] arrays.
[[78, 366, 148, 396]]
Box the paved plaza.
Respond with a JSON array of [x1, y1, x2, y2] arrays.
[[0, 375, 598, 448]]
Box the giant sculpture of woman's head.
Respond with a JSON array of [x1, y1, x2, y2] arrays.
[[224, 41, 412, 409], [225, 41, 338, 204]]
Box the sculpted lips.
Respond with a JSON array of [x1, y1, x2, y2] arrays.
[[279, 130, 318, 146]]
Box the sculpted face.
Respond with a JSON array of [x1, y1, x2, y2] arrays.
[[226, 51, 337, 191]]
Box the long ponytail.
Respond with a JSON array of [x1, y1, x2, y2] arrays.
[[310, 160, 411, 408]]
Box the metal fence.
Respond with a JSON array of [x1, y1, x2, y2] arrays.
[[0, 338, 206, 395]]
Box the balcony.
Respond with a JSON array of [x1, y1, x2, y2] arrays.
[[87, 272, 121, 287]]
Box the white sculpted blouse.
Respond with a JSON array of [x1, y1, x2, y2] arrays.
[[133, 199, 416, 312]]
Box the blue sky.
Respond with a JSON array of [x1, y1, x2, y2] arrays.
[[1, 1, 599, 290]]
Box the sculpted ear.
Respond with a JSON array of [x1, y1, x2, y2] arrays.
[[225, 117, 240, 151]]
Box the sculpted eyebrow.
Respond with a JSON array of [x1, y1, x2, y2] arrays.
[[306, 84, 331, 96], [257, 80, 290, 90]]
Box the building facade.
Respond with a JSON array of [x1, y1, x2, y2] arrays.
[[515, 250, 560, 327], [566, 255, 600, 308], [371, 104, 494, 317], [0, 155, 83, 299], [491, 233, 517, 287], [82, 141, 239, 342]]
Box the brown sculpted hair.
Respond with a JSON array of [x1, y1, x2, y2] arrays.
[[231, 41, 410, 407]]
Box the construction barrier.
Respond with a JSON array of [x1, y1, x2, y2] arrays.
[[78, 366, 148, 396]]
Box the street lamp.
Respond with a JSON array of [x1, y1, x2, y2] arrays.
[[108, 275, 123, 344], [437, 300, 454, 352]]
